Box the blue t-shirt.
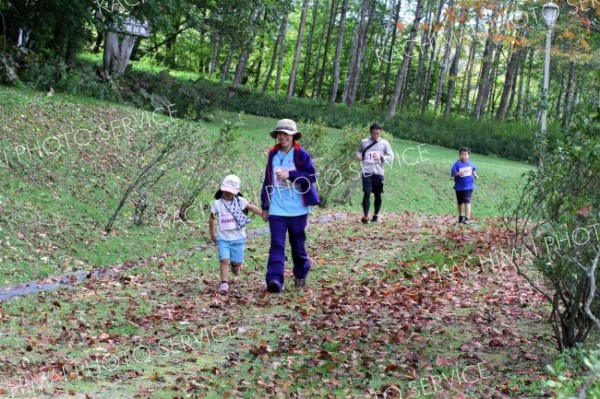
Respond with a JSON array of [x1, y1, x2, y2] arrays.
[[451, 160, 477, 191], [269, 149, 310, 216]]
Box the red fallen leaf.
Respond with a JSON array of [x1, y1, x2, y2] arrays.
[[489, 338, 504, 347], [524, 353, 539, 361], [385, 363, 401, 372], [317, 350, 334, 361], [435, 356, 455, 366]]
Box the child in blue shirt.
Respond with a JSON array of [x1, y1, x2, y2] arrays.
[[450, 147, 478, 224]]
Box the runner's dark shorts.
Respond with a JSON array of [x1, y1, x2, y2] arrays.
[[455, 189, 473, 204], [362, 174, 384, 194]]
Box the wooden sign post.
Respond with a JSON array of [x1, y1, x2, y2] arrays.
[[103, 15, 150, 76]]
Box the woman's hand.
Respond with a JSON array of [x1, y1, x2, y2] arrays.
[[275, 169, 290, 180]]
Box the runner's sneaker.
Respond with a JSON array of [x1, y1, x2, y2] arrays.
[[295, 278, 306, 289], [361, 216, 369, 224], [458, 216, 465, 224], [463, 218, 472, 225], [218, 281, 229, 295], [231, 263, 241, 276], [371, 215, 379, 223]]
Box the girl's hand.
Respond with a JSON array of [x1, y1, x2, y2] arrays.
[[261, 210, 269, 222], [210, 234, 216, 244]]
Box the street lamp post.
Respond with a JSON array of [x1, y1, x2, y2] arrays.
[[539, 2, 559, 170]]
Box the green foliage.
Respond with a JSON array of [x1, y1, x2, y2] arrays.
[[509, 106, 600, 350], [546, 345, 600, 398], [386, 111, 545, 163], [302, 121, 364, 207]]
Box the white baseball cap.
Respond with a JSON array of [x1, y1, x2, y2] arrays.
[[220, 174, 241, 194]]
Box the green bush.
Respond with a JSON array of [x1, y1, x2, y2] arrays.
[[546, 345, 600, 398]]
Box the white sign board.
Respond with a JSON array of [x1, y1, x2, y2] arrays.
[[110, 16, 150, 37]]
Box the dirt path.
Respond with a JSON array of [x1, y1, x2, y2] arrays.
[[0, 211, 553, 398]]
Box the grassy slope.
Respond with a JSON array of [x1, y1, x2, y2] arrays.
[[0, 85, 552, 398], [0, 86, 532, 286]]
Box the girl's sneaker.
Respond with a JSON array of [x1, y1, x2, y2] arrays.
[[218, 281, 229, 294]]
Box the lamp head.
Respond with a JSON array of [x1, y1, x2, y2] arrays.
[[542, 2, 559, 28]]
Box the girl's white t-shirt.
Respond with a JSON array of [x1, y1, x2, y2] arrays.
[[211, 197, 249, 241]]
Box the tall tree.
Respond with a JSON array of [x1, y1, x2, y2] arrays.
[[329, 0, 349, 103], [287, 0, 311, 100], [562, 61, 577, 127], [471, 13, 496, 119], [233, 7, 262, 85], [316, 0, 339, 98], [434, 0, 455, 114], [381, 0, 402, 109], [443, 7, 466, 119], [387, 0, 425, 118], [300, 0, 319, 97], [275, 13, 289, 94], [420, 0, 446, 116], [343, 0, 376, 106]]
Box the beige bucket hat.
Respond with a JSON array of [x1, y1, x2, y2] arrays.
[[269, 119, 302, 139]]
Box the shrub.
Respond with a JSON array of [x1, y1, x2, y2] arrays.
[[546, 344, 600, 398]]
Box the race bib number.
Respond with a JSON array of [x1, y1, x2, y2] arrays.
[[364, 151, 380, 162], [219, 213, 237, 231], [459, 166, 472, 177]]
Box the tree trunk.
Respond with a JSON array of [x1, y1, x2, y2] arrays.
[[497, 45, 523, 120], [261, 25, 282, 93], [523, 47, 535, 118], [300, 0, 319, 97], [562, 61, 576, 127], [103, 32, 138, 76], [419, 0, 446, 116], [411, 0, 434, 98], [387, 0, 425, 119], [374, 0, 394, 99], [443, 12, 465, 119], [471, 29, 495, 119], [434, 0, 455, 114], [486, 41, 503, 116], [208, 33, 221, 75], [233, 8, 262, 86], [512, 47, 526, 119], [344, 0, 376, 106], [275, 14, 289, 95], [330, 0, 349, 104], [381, 0, 402, 109], [253, 35, 266, 87], [287, 0, 311, 100], [316, 0, 339, 99], [220, 46, 233, 82], [360, 27, 378, 103], [459, 14, 479, 112]]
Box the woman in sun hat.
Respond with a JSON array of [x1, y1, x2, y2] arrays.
[[260, 119, 320, 293], [209, 174, 262, 294]]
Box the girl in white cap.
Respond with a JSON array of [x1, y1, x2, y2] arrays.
[[209, 175, 262, 294]]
